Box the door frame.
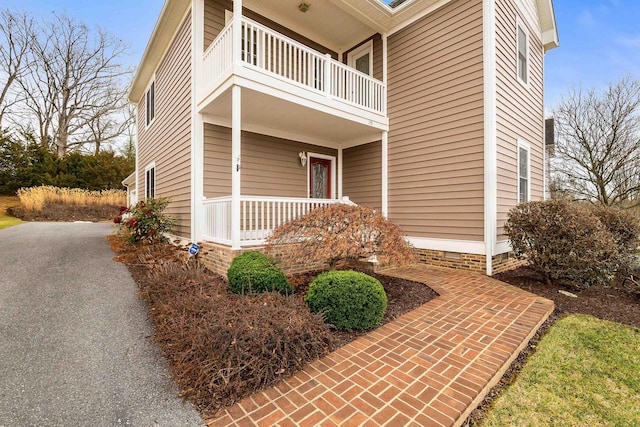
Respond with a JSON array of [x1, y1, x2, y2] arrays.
[[307, 152, 336, 200], [347, 40, 373, 76]]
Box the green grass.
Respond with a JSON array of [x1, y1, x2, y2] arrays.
[[483, 314, 640, 427], [0, 196, 23, 230], [0, 213, 23, 230]]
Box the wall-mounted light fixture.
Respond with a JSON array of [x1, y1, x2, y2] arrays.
[[298, 151, 307, 167], [298, 2, 310, 13]]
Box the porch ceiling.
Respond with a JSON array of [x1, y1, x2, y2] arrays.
[[243, 0, 379, 51], [200, 87, 384, 148]]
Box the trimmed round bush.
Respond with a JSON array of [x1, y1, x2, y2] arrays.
[[305, 270, 387, 331], [227, 251, 292, 295]]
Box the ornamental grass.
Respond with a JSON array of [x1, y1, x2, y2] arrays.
[[17, 185, 126, 211]]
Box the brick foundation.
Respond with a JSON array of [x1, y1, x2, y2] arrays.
[[415, 248, 487, 273], [492, 252, 527, 274], [199, 242, 329, 278], [200, 242, 524, 278]]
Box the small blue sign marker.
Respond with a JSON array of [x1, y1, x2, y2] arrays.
[[189, 243, 200, 256]]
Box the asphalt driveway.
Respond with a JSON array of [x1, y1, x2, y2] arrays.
[[0, 222, 204, 426]]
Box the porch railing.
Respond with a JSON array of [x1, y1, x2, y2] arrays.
[[202, 16, 386, 114], [203, 195, 354, 246]]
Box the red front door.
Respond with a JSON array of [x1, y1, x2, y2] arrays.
[[309, 157, 331, 199]]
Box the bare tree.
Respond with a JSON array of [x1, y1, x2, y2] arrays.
[[18, 12, 131, 156], [0, 9, 33, 127], [552, 76, 640, 207]]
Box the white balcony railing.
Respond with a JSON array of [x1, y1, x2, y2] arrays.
[[202, 16, 386, 115], [203, 195, 354, 246]]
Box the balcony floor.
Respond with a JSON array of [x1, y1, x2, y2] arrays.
[[200, 80, 387, 149]]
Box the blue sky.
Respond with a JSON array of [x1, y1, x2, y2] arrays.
[[4, 0, 639, 111]]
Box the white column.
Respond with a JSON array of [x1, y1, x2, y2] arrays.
[[337, 147, 343, 199], [382, 33, 388, 115], [232, 0, 242, 65], [382, 131, 388, 217], [231, 85, 242, 249], [483, 0, 497, 275], [191, 0, 205, 242]]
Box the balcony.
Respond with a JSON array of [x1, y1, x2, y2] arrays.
[[198, 15, 388, 141]]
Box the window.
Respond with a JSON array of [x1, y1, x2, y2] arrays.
[[347, 40, 373, 76], [145, 163, 155, 199], [518, 142, 530, 203], [517, 23, 528, 85], [145, 81, 155, 126]]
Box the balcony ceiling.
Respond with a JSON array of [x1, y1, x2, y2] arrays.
[[243, 0, 381, 52], [201, 87, 384, 148]]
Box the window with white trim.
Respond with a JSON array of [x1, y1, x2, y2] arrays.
[[347, 40, 373, 76], [518, 142, 530, 203], [517, 23, 528, 85], [145, 81, 155, 126], [145, 163, 155, 199]]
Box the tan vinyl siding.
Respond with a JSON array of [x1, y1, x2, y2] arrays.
[[343, 141, 382, 209], [137, 13, 192, 238], [495, 0, 545, 240], [204, 0, 336, 58], [204, 0, 231, 48], [203, 125, 337, 198], [387, 0, 485, 241], [343, 33, 383, 81], [203, 123, 231, 198]]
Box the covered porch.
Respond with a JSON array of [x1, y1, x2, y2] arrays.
[[199, 124, 386, 249], [193, 0, 390, 249]]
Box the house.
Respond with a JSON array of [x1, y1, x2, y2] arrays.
[[128, 0, 558, 276]]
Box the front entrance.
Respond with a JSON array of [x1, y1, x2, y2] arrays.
[[309, 156, 332, 199]]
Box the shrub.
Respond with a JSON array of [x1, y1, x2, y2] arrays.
[[305, 270, 387, 331], [120, 198, 175, 243], [589, 205, 640, 275], [129, 249, 332, 415], [504, 199, 619, 287], [227, 251, 292, 295], [266, 204, 416, 269]]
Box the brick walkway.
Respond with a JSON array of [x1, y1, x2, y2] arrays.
[[206, 265, 554, 427]]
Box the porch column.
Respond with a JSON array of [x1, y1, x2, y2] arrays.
[[232, 0, 242, 64], [191, 0, 205, 242], [382, 131, 388, 217], [382, 33, 388, 115], [231, 85, 242, 249], [337, 147, 343, 199]]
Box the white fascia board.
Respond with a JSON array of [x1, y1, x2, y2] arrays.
[[406, 236, 487, 255], [495, 240, 512, 255], [129, 0, 191, 102]]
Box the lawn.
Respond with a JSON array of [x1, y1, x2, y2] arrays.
[[482, 314, 640, 427], [0, 196, 23, 230]]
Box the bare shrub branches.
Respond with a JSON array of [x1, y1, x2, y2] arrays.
[[552, 76, 640, 207], [266, 204, 417, 269]]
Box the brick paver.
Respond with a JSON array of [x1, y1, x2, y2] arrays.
[[206, 265, 554, 427]]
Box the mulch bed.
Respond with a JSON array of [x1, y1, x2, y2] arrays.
[[291, 269, 438, 350], [496, 266, 640, 328], [106, 236, 438, 416], [9, 204, 120, 222], [465, 266, 640, 426]]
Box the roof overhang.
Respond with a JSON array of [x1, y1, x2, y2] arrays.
[[536, 0, 559, 51], [122, 172, 137, 187], [128, 0, 190, 103]]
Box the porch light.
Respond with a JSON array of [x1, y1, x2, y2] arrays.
[[298, 151, 307, 167], [298, 2, 310, 13]]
